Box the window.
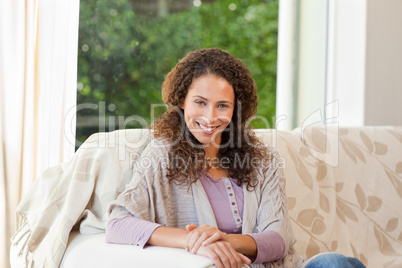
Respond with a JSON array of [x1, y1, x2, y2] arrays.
[[76, 0, 279, 148]]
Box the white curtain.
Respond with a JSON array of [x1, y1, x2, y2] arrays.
[[0, 0, 80, 267]]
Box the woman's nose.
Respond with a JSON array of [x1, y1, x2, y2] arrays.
[[205, 106, 217, 122]]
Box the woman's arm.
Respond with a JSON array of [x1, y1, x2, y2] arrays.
[[106, 214, 251, 268], [227, 233, 257, 257], [149, 226, 251, 268], [147, 226, 189, 248]]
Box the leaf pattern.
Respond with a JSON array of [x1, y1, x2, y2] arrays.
[[386, 218, 399, 232], [306, 238, 320, 259], [374, 226, 399, 256], [316, 161, 327, 181], [319, 191, 330, 213], [340, 140, 357, 163], [288, 145, 313, 190], [336, 197, 358, 222], [288, 197, 296, 210], [386, 128, 402, 143], [311, 218, 326, 235], [367, 196, 382, 212], [396, 162, 402, 174], [336, 206, 346, 224], [331, 241, 338, 251], [385, 169, 402, 198], [336, 182, 343, 192], [311, 128, 327, 153], [351, 243, 358, 258], [374, 141, 388, 155], [360, 131, 374, 152], [359, 254, 368, 267], [346, 140, 366, 163], [297, 209, 324, 227], [355, 184, 367, 210]]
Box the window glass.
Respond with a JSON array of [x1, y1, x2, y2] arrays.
[[76, 0, 278, 148]]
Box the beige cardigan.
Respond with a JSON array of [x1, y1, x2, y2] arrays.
[[108, 139, 305, 268]]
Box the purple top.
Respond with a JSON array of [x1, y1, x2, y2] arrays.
[[106, 173, 285, 264]]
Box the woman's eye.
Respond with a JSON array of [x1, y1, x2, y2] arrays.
[[195, 100, 206, 105], [218, 104, 228, 108]]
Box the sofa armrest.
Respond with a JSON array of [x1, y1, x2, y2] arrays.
[[60, 231, 215, 268]]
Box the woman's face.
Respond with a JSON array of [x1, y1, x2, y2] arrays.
[[181, 74, 235, 148]]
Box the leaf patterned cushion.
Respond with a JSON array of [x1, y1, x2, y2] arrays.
[[257, 127, 402, 267]]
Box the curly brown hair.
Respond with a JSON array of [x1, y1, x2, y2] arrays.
[[152, 48, 271, 190]]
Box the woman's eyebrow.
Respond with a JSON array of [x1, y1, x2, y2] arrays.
[[192, 95, 208, 100], [192, 95, 233, 104]]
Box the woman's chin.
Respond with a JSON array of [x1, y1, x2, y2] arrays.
[[198, 137, 223, 149], [195, 137, 213, 146]]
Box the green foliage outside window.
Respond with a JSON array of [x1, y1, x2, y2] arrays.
[[76, 0, 278, 148]]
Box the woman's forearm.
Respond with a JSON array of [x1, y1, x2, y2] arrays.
[[149, 226, 251, 267], [228, 234, 257, 257], [147, 226, 189, 248]]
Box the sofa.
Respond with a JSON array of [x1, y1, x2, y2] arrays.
[[10, 126, 402, 267]]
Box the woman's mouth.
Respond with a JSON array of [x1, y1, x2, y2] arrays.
[[197, 122, 219, 135]]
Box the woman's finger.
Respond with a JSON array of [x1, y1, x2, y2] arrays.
[[185, 224, 198, 232], [186, 229, 201, 251], [226, 245, 245, 268], [202, 247, 224, 268], [212, 243, 241, 268], [185, 224, 199, 249], [190, 232, 208, 254], [201, 232, 221, 246], [238, 252, 251, 265], [187, 225, 214, 252]]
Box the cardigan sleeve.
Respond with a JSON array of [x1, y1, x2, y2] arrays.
[[255, 152, 297, 258], [106, 213, 161, 248], [247, 230, 285, 264]]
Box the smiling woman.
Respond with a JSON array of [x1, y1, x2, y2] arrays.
[[106, 48, 291, 267]]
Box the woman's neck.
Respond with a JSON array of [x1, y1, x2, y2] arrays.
[[203, 143, 220, 159]]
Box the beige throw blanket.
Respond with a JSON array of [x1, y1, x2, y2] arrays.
[[11, 130, 151, 268]]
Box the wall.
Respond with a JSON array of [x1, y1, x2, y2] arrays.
[[364, 0, 402, 126]]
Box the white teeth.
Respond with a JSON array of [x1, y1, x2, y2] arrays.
[[199, 123, 217, 132]]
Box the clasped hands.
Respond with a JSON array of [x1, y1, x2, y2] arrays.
[[185, 224, 251, 268]]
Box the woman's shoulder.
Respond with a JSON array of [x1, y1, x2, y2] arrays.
[[251, 146, 284, 180], [130, 136, 172, 179], [139, 135, 172, 158]]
